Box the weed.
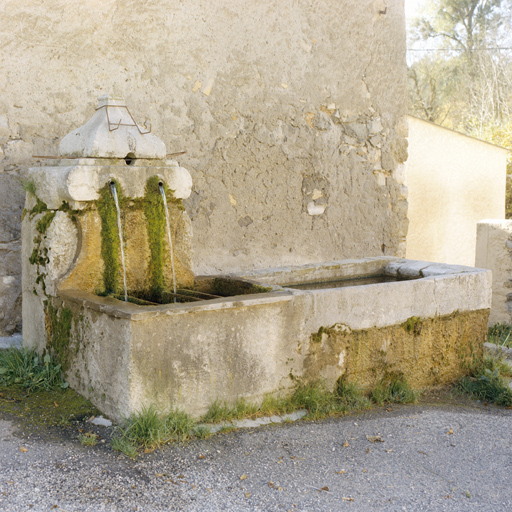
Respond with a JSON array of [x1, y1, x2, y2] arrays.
[[370, 375, 419, 405], [111, 405, 196, 456], [218, 425, 237, 434], [192, 425, 211, 439], [79, 433, 99, 446], [456, 347, 512, 406], [0, 348, 69, 392], [111, 437, 138, 458], [488, 323, 512, 348], [336, 379, 372, 409], [20, 178, 37, 196], [258, 393, 296, 416], [200, 398, 258, 423], [457, 368, 512, 406]]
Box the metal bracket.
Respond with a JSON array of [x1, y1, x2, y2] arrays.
[[95, 104, 151, 134]]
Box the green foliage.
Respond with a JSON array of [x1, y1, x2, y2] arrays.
[[200, 398, 259, 423], [111, 405, 196, 456], [258, 393, 296, 416], [35, 211, 56, 234], [488, 323, 512, 348], [336, 379, 373, 409], [458, 368, 512, 406], [0, 348, 69, 392], [97, 181, 123, 294], [291, 380, 372, 419], [192, 425, 212, 439], [20, 178, 37, 196], [408, 0, 512, 134], [78, 433, 99, 446], [457, 349, 512, 405], [111, 437, 138, 458], [370, 375, 419, 405]]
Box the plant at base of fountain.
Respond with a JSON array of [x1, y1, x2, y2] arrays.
[[0, 347, 69, 392]]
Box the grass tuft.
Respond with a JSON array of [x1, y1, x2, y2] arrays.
[[457, 351, 512, 406], [488, 323, 512, 348], [370, 375, 419, 405], [0, 348, 69, 392], [111, 405, 196, 457], [200, 398, 258, 423], [78, 433, 99, 446]]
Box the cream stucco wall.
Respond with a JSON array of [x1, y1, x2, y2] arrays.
[[406, 116, 508, 267], [0, 0, 408, 335]]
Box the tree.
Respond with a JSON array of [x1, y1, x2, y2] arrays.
[[408, 0, 512, 132], [408, 0, 512, 216]]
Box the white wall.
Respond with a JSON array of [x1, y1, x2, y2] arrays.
[[406, 116, 507, 266]]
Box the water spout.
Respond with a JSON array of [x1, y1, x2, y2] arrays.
[[110, 182, 128, 302], [159, 183, 177, 302]]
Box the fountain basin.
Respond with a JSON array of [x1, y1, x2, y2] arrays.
[[43, 257, 490, 421]]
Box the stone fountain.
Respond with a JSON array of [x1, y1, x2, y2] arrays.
[[22, 95, 492, 421]]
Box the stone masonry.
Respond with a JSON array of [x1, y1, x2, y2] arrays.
[[0, 0, 408, 335]]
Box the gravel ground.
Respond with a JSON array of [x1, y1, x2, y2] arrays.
[[1, 402, 512, 512]]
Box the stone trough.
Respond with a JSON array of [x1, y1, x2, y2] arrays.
[[22, 96, 492, 422]]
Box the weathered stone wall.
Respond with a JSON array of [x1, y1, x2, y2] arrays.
[[0, 0, 408, 335], [476, 220, 512, 325]]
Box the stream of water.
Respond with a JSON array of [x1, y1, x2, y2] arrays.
[[110, 182, 128, 302], [159, 184, 177, 302]]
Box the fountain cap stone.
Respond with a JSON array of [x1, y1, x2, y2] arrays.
[[59, 94, 167, 159]]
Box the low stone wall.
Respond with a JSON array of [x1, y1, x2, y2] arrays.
[[38, 258, 490, 421], [476, 220, 512, 325]]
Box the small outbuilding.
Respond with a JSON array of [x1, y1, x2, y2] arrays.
[[406, 115, 508, 267]]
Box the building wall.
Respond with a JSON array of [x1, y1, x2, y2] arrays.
[[406, 116, 507, 267], [476, 220, 512, 326], [0, 0, 408, 335]]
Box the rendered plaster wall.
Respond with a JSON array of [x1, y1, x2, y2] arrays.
[[476, 220, 512, 325], [1, 0, 408, 335], [406, 116, 507, 266]]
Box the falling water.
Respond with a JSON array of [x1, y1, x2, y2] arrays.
[[159, 183, 177, 302], [110, 182, 128, 302]]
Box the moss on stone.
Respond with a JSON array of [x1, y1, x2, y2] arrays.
[[97, 180, 124, 294], [304, 310, 489, 390], [44, 300, 74, 372], [212, 278, 272, 297], [29, 197, 48, 217], [36, 210, 56, 234], [403, 316, 422, 334], [311, 326, 329, 344], [143, 176, 168, 301], [0, 385, 99, 428]]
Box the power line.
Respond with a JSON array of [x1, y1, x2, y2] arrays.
[[408, 47, 512, 51]]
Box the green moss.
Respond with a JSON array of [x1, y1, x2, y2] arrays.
[[97, 181, 124, 294], [144, 176, 168, 301], [0, 385, 99, 428], [212, 278, 271, 297], [311, 326, 329, 344], [403, 316, 422, 334], [36, 210, 56, 234], [44, 300, 74, 372], [29, 197, 48, 217]]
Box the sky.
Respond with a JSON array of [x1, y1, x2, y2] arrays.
[[405, 0, 423, 19]]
